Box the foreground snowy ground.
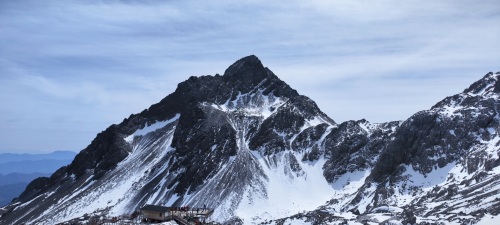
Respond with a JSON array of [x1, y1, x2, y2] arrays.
[[477, 214, 500, 225], [158, 221, 179, 225]]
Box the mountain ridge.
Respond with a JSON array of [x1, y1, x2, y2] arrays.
[[1, 56, 499, 225]]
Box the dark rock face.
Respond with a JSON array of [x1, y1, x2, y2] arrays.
[[71, 126, 132, 179], [169, 106, 238, 195], [323, 120, 399, 183], [323, 121, 370, 182], [293, 123, 329, 153], [249, 95, 334, 155]]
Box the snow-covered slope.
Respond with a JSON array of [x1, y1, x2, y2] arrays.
[[1, 56, 499, 225], [269, 72, 500, 225]]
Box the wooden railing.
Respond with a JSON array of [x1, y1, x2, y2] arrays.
[[172, 214, 192, 225]]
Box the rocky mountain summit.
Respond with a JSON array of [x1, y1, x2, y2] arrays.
[[325, 72, 500, 223], [1, 56, 499, 225]]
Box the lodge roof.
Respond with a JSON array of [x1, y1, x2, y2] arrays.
[[140, 204, 170, 213]]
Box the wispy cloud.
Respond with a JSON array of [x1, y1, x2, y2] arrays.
[[0, 0, 499, 152]]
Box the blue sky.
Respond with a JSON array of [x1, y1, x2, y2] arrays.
[[1, 0, 499, 153]]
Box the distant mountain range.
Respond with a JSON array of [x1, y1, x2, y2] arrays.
[[0, 173, 50, 187], [0, 151, 76, 165], [0, 151, 76, 207]]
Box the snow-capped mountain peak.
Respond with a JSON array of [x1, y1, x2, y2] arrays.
[[464, 71, 500, 97], [1, 57, 499, 225]]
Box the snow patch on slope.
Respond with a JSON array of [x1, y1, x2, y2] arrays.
[[26, 121, 179, 225], [211, 90, 285, 119], [236, 152, 335, 224], [404, 163, 455, 188], [124, 114, 180, 143], [478, 214, 500, 225]]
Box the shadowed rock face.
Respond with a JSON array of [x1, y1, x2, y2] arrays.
[[2, 56, 500, 225], [322, 120, 400, 183], [370, 72, 500, 182]]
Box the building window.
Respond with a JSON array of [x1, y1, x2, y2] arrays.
[[160, 213, 162, 217]]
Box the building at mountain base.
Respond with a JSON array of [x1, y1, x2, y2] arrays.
[[141, 205, 170, 222], [141, 204, 214, 224]]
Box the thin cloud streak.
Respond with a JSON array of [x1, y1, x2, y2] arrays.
[[0, 0, 499, 152]]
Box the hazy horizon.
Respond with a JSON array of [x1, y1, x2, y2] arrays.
[[0, 150, 78, 154]]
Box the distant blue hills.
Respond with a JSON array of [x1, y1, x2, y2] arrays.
[[0, 150, 76, 165], [0, 159, 74, 174], [0, 151, 77, 206], [0, 173, 51, 186]]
